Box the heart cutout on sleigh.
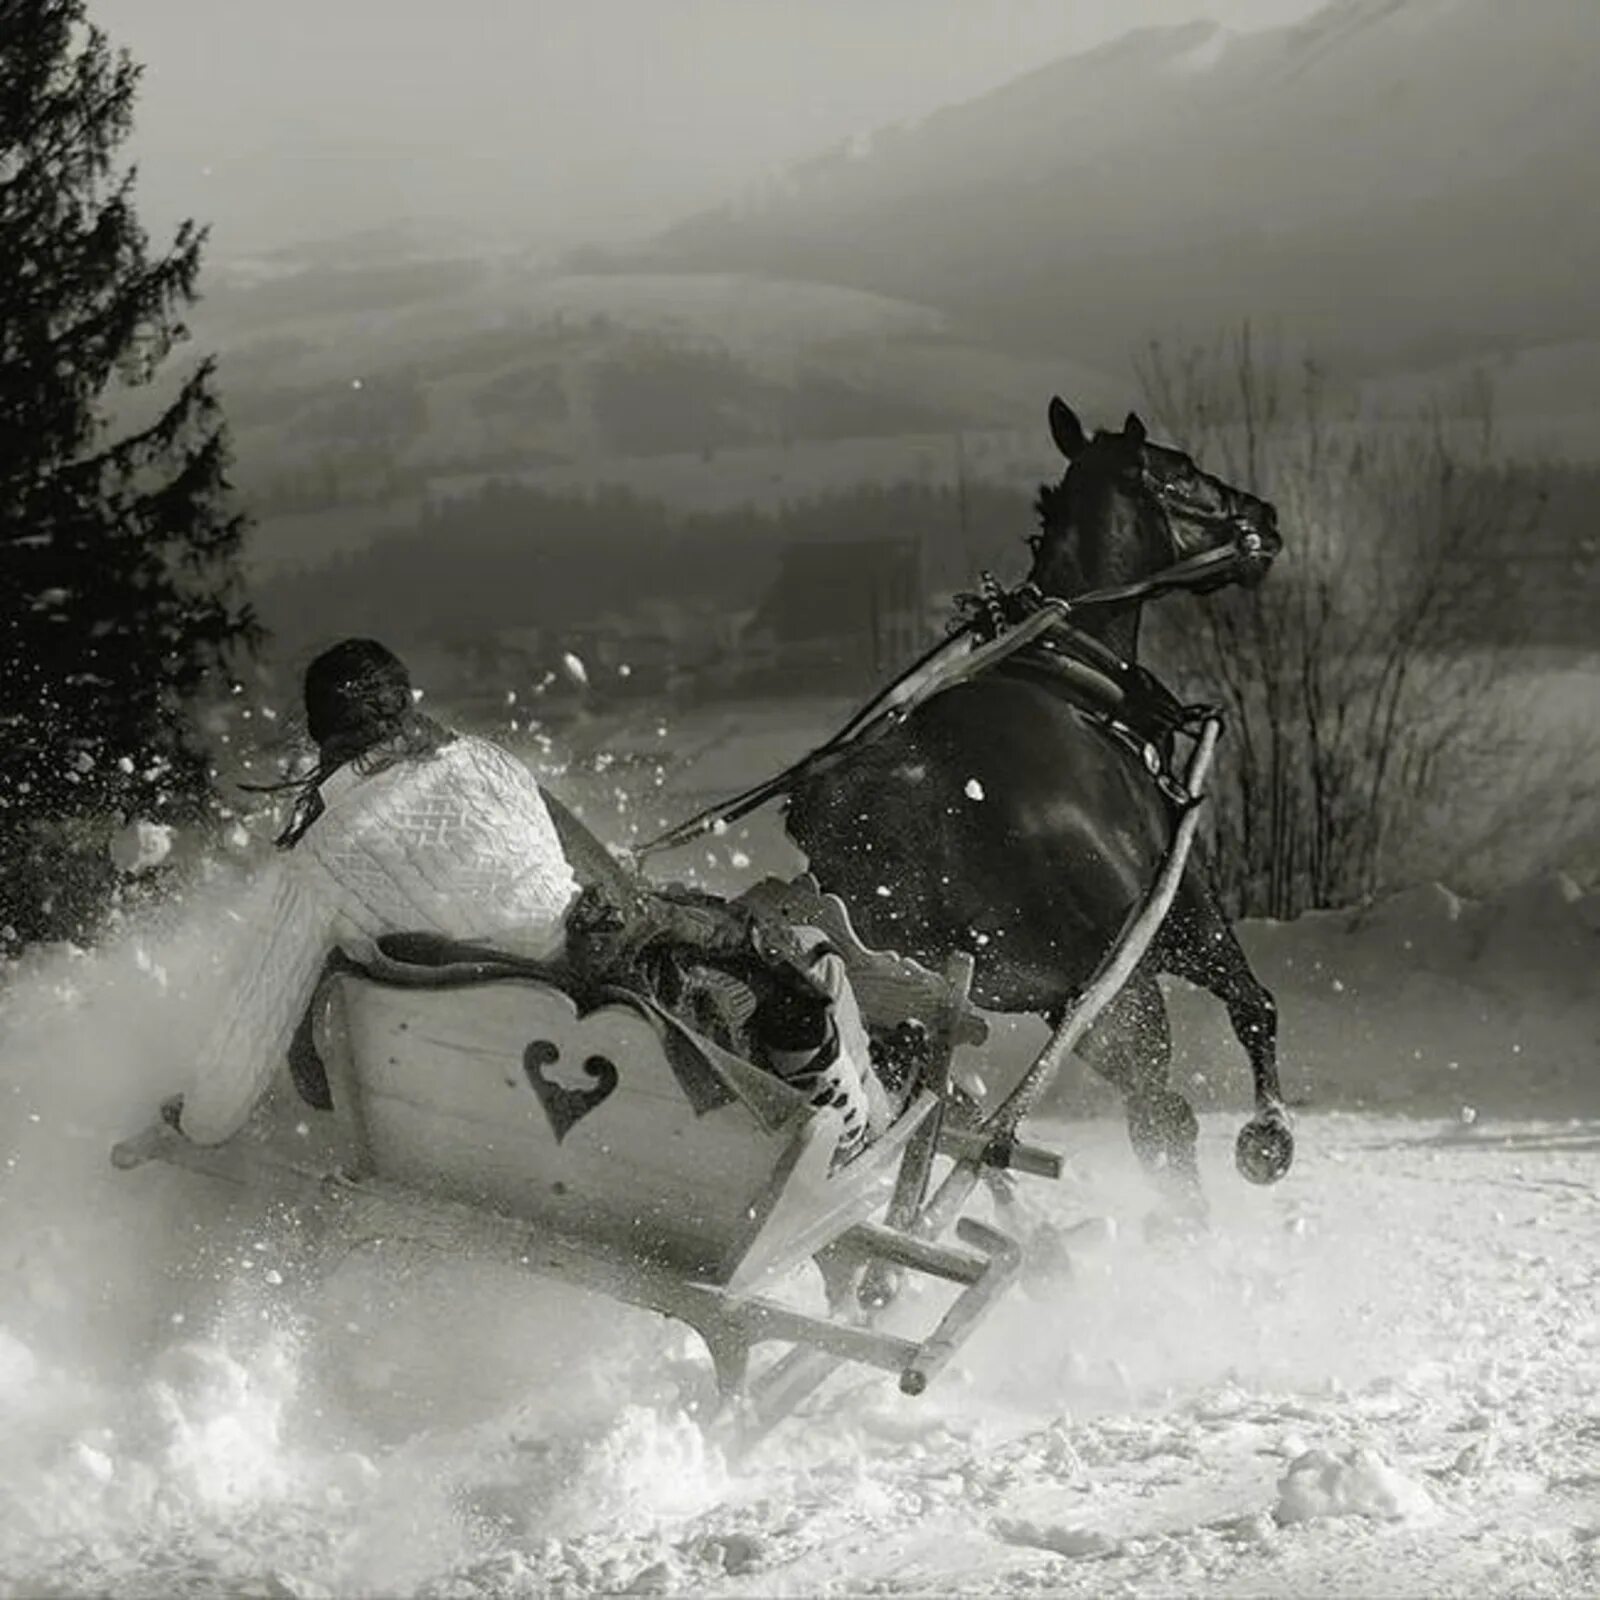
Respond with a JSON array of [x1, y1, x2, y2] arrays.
[[523, 1039, 619, 1142]]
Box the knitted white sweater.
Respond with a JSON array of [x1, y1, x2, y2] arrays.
[[179, 735, 580, 1144]]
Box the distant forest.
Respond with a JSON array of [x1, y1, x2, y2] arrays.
[[253, 478, 1039, 661], [253, 460, 1600, 669]]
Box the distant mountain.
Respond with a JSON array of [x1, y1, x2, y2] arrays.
[[631, 0, 1600, 383]]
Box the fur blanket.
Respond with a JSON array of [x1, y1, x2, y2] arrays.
[[562, 879, 834, 1064]]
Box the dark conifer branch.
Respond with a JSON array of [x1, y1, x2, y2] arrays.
[[0, 0, 260, 946]]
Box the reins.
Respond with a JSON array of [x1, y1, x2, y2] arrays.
[[633, 547, 1240, 862]]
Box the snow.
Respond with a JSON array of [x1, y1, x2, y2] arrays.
[[0, 868, 1596, 1596], [1169, 872, 1599, 1121], [1273, 1445, 1435, 1525], [1168, 25, 1235, 76], [108, 818, 176, 874]]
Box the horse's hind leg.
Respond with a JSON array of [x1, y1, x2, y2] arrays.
[[1156, 871, 1295, 1185], [1075, 970, 1205, 1223]]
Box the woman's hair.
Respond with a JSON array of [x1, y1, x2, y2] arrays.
[[304, 638, 419, 764], [264, 638, 457, 848]]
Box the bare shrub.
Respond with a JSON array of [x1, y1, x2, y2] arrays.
[[1135, 325, 1588, 918]]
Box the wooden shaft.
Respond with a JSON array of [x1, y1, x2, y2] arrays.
[[935, 1125, 1064, 1180], [989, 716, 1221, 1138], [721, 1297, 922, 1375], [837, 1220, 987, 1285], [911, 718, 1220, 1241], [735, 1346, 841, 1448], [638, 602, 1076, 858], [899, 1217, 1021, 1395], [914, 1153, 986, 1242]]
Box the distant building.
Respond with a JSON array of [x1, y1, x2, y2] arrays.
[[740, 534, 933, 690]]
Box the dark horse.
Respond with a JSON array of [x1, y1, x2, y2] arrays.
[[784, 398, 1294, 1221]]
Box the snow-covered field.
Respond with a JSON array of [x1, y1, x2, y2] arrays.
[[1, 839, 1595, 1596]]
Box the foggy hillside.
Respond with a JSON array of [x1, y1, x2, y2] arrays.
[[183, 266, 1118, 525], [169, 0, 1600, 520], [636, 0, 1600, 387]]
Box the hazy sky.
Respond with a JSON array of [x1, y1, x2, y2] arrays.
[[111, 0, 1329, 257]]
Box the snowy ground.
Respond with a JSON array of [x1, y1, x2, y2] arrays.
[[2, 1098, 1597, 1598], [2, 860, 1596, 1598], [3, 545, 1596, 1598]]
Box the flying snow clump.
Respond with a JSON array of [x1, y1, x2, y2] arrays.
[[108, 820, 174, 874]]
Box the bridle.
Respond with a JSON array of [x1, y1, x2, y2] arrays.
[[1033, 449, 1271, 605], [1127, 456, 1270, 590], [1038, 460, 1267, 612]]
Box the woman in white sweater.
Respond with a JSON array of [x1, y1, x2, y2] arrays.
[[171, 639, 887, 1153]]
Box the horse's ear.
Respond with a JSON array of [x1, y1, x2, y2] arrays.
[[1123, 411, 1148, 447], [1048, 396, 1088, 460]]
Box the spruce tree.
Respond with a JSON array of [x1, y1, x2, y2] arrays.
[[1, 0, 260, 946]]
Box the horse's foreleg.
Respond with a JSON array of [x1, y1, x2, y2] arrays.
[[1157, 872, 1294, 1185], [1074, 971, 1205, 1223]]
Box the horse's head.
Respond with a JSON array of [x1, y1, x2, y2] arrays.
[[1030, 398, 1281, 606]]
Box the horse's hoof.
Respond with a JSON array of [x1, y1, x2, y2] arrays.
[[1236, 1115, 1295, 1185]]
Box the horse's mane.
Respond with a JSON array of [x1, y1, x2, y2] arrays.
[[1030, 478, 1075, 555]]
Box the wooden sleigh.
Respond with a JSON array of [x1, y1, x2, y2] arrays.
[[111, 879, 1066, 1443]]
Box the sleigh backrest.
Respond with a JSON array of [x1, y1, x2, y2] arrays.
[[738, 875, 989, 1046]]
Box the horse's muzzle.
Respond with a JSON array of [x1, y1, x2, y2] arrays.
[[1233, 518, 1281, 588]]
